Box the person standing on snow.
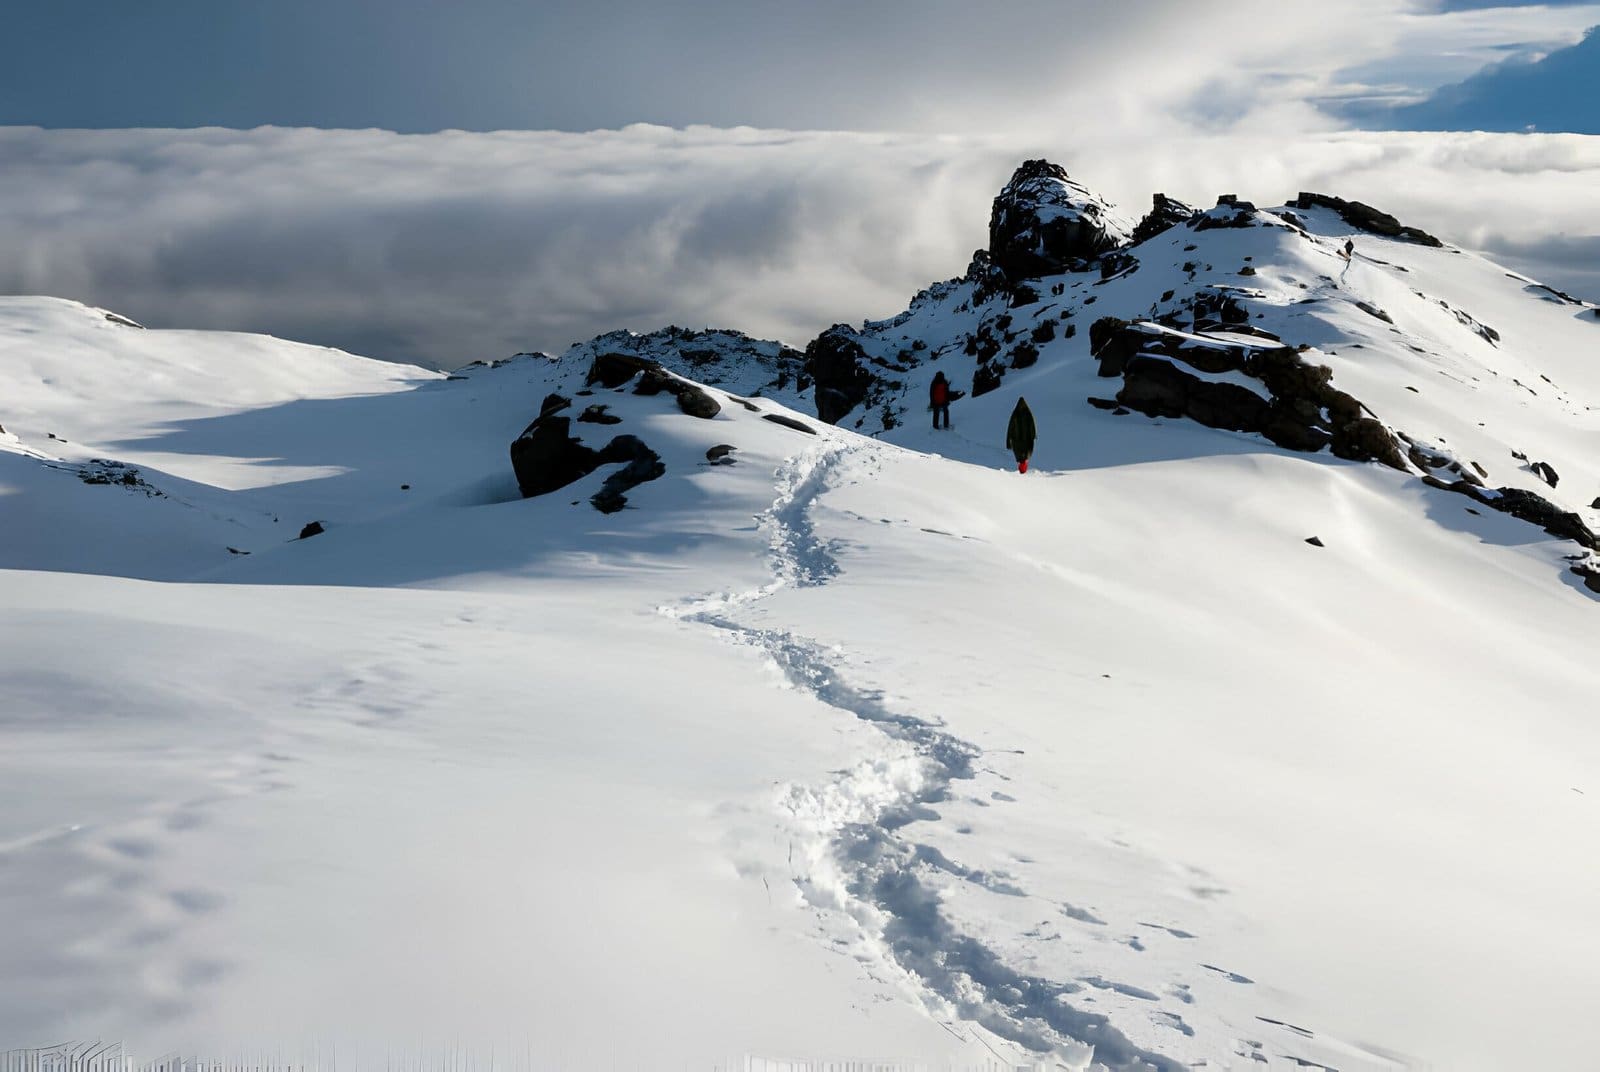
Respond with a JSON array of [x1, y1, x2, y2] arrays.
[[1006, 397, 1036, 473], [930, 371, 953, 429]]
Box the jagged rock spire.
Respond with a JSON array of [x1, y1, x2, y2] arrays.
[[987, 160, 1130, 281]]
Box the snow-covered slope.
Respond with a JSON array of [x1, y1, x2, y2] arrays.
[[3, 162, 1599, 1072]]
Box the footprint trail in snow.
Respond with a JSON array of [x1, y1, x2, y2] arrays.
[[662, 441, 1188, 1072]]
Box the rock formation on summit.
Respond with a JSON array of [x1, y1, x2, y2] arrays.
[[987, 160, 1131, 280]]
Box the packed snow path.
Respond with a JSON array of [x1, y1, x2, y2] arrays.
[[666, 445, 1194, 1071]]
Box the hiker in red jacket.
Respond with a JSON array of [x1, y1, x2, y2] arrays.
[[930, 371, 953, 429]]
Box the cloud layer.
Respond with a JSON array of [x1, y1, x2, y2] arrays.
[[0, 125, 1595, 367]]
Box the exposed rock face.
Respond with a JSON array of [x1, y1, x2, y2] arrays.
[[509, 413, 601, 498], [988, 160, 1129, 281], [586, 353, 656, 389], [1129, 194, 1198, 246], [804, 326, 876, 425], [1425, 478, 1599, 549], [589, 436, 665, 514], [972, 362, 1003, 398], [1092, 319, 1409, 470], [633, 366, 721, 419], [1530, 461, 1560, 488], [1289, 192, 1443, 247], [585, 353, 720, 419], [297, 521, 325, 540], [509, 407, 667, 509]]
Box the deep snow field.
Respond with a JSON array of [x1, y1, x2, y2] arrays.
[[3, 172, 1599, 1072]]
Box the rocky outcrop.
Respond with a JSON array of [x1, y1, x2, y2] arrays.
[[804, 326, 876, 425], [564, 327, 804, 399], [1092, 319, 1408, 470], [509, 402, 667, 508], [589, 436, 665, 514], [988, 160, 1128, 281], [1425, 478, 1599, 549], [1289, 192, 1443, 248], [1129, 194, 1198, 246], [633, 366, 721, 419], [586, 353, 720, 419]]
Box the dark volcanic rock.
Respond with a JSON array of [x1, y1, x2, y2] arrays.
[[1355, 301, 1395, 324], [987, 160, 1127, 281], [587, 352, 657, 389], [1490, 488, 1596, 547], [630, 368, 721, 419], [1530, 461, 1560, 488], [589, 436, 665, 513], [972, 362, 1004, 398], [1090, 317, 1137, 378], [1129, 193, 1198, 245], [1331, 417, 1408, 470], [1290, 192, 1443, 247], [762, 413, 817, 435], [297, 521, 324, 540], [706, 444, 737, 465], [510, 414, 602, 498], [1428, 479, 1599, 550], [577, 404, 623, 425], [1118, 355, 1270, 432], [510, 406, 667, 509], [1194, 209, 1255, 232], [804, 326, 875, 425], [1096, 320, 1408, 471]]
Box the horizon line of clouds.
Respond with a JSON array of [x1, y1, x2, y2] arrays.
[[0, 124, 1595, 369]]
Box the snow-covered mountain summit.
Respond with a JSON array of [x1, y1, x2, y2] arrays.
[[3, 162, 1599, 1072], [786, 160, 1600, 587]]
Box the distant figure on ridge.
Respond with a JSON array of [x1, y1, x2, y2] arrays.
[[1007, 397, 1036, 473], [930, 371, 953, 429]]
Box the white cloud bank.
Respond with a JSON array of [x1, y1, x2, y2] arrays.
[[0, 125, 1595, 367]]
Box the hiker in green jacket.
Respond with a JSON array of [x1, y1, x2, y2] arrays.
[[1007, 397, 1036, 473]]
